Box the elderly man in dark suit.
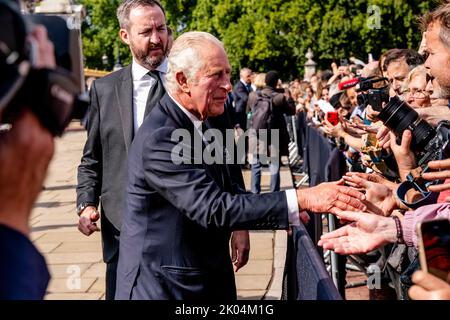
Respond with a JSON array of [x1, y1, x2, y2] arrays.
[[115, 31, 367, 300], [233, 67, 253, 130]]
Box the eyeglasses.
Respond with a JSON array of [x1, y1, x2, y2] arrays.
[[403, 88, 429, 98]]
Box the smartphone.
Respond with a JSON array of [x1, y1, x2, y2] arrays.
[[417, 219, 450, 281], [326, 111, 339, 126]]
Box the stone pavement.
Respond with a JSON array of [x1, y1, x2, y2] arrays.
[[30, 124, 290, 300]]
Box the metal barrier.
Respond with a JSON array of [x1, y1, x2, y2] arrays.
[[282, 115, 346, 300], [282, 224, 342, 300]]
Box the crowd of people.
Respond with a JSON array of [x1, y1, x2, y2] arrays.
[[1, 0, 450, 301], [235, 5, 450, 300]]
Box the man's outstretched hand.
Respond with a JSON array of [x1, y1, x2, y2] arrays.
[[297, 180, 366, 214]]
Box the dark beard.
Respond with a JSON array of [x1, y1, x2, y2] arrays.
[[132, 43, 167, 70]]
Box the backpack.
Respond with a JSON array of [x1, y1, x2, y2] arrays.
[[250, 91, 277, 131]]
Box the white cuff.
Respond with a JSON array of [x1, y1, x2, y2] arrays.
[[285, 189, 300, 226]]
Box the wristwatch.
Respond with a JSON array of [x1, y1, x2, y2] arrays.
[[76, 202, 96, 216]]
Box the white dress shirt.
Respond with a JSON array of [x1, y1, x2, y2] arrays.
[[167, 94, 300, 226], [131, 58, 168, 135]]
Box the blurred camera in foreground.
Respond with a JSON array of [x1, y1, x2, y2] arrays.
[[0, 0, 87, 136]]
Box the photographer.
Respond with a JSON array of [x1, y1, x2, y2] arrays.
[[0, 25, 55, 299]]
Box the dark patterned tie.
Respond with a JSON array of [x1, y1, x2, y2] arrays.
[[144, 70, 165, 118]]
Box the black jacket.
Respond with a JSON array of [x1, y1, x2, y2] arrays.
[[77, 66, 135, 262]]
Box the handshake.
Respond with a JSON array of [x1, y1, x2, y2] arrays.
[[295, 180, 366, 219]]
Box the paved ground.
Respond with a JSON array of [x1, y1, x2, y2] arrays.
[[31, 125, 290, 300]]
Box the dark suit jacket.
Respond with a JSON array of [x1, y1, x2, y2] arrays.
[[232, 80, 251, 129], [233, 80, 250, 114], [0, 225, 49, 299], [115, 94, 289, 300], [77, 65, 134, 262]]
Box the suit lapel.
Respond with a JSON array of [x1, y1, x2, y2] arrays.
[[160, 95, 226, 188], [115, 66, 134, 152]]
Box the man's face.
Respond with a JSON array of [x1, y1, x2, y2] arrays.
[[424, 22, 450, 99], [241, 70, 252, 84], [386, 59, 409, 96], [189, 44, 232, 120], [338, 65, 350, 76], [119, 5, 168, 70], [346, 88, 358, 107]]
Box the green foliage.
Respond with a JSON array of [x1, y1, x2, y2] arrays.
[[80, 0, 437, 77]]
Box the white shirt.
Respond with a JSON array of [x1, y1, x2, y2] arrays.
[[132, 58, 168, 135], [167, 94, 300, 226]]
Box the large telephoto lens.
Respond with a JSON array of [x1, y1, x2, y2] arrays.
[[378, 96, 436, 154]]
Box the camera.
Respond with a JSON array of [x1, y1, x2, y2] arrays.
[[378, 96, 450, 164], [0, 0, 88, 136], [356, 77, 390, 111], [378, 96, 450, 203]]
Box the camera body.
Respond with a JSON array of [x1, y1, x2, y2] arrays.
[[357, 88, 390, 112], [0, 0, 87, 136], [356, 77, 390, 111]]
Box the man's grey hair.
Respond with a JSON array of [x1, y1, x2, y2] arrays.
[[165, 31, 225, 94], [116, 0, 165, 30], [240, 68, 252, 78], [421, 2, 450, 50]]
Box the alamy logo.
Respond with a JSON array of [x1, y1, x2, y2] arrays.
[[66, 265, 81, 290], [367, 5, 381, 30], [367, 264, 381, 290], [170, 128, 280, 165]]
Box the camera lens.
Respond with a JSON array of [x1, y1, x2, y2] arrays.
[[378, 96, 436, 154]]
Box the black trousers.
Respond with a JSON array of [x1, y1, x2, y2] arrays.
[[105, 253, 119, 300], [100, 213, 120, 300]]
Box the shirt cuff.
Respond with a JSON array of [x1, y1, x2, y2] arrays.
[[402, 210, 416, 247], [285, 189, 300, 226]]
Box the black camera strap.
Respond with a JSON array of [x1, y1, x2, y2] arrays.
[[396, 174, 440, 210]]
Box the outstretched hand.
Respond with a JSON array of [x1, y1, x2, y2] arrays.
[[423, 158, 450, 195], [297, 180, 366, 214], [318, 210, 397, 254], [343, 173, 398, 216], [344, 172, 398, 190]]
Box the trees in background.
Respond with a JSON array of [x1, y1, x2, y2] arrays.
[[80, 0, 436, 78]]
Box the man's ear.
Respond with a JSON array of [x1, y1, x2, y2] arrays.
[[176, 72, 190, 93], [119, 28, 130, 45]]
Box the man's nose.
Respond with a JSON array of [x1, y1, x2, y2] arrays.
[[150, 30, 160, 44], [406, 94, 414, 104], [223, 79, 232, 92], [426, 79, 434, 93], [392, 80, 401, 93]]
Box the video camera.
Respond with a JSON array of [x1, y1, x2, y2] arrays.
[[0, 0, 88, 136], [339, 76, 390, 111], [357, 77, 389, 112]]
